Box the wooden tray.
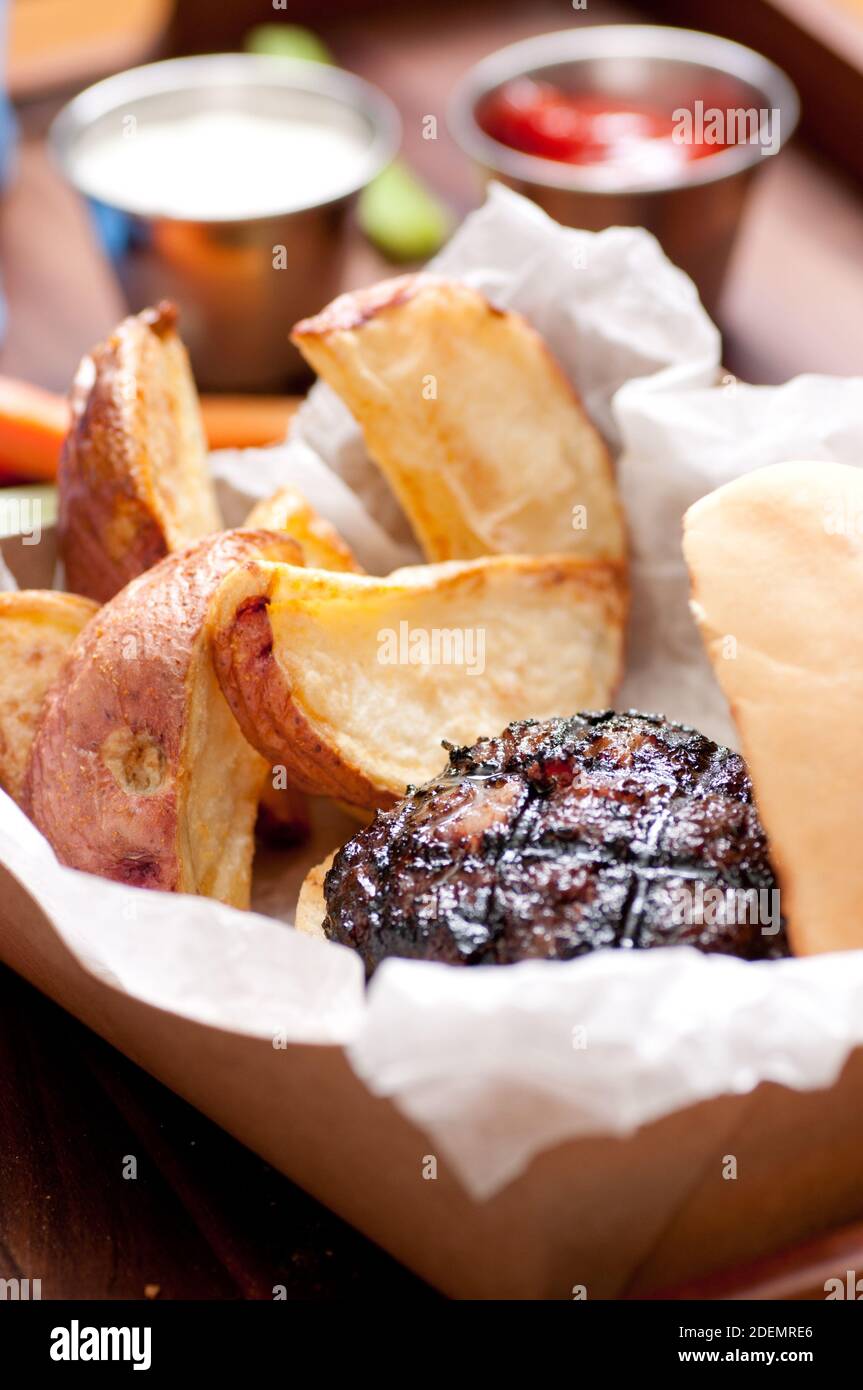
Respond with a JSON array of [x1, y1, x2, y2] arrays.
[[646, 1214, 863, 1299]]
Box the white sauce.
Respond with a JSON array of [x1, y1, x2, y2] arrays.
[[71, 109, 368, 220]]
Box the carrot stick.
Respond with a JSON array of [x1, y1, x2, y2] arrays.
[[0, 376, 301, 482], [0, 377, 68, 482], [199, 395, 300, 451]]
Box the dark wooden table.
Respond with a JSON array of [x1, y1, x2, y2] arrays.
[[2, 0, 863, 1300]]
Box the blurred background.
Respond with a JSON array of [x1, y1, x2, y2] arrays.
[[0, 0, 861, 484]]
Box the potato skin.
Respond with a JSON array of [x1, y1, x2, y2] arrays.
[[59, 349, 168, 603], [242, 488, 362, 840], [58, 303, 222, 603], [24, 529, 301, 903], [213, 568, 396, 811]]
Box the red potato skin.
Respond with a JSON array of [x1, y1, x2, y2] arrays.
[[24, 530, 301, 894], [59, 308, 172, 603], [58, 303, 221, 604], [213, 582, 398, 812], [59, 356, 170, 603]]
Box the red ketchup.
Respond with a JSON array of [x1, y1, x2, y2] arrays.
[[477, 79, 730, 177]]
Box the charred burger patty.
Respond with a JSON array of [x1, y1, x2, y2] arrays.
[[323, 712, 788, 974]]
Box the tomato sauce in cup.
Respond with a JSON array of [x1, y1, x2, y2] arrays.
[[476, 78, 731, 180]]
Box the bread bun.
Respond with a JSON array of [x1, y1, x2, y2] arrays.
[[684, 459, 863, 955]]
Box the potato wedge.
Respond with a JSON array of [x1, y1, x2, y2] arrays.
[[212, 555, 625, 809], [59, 301, 222, 602], [684, 459, 863, 957], [244, 485, 362, 573], [0, 590, 98, 804], [294, 853, 332, 940], [292, 274, 626, 565], [25, 529, 302, 908], [245, 483, 363, 844]]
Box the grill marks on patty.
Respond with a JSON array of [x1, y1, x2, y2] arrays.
[[323, 712, 789, 974]]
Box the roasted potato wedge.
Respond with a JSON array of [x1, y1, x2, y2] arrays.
[[244, 485, 362, 573], [244, 482, 363, 844], [59, 302, 222, 602], [292, 275, 626, 565], [0, 590, 98, 804], [294, 853, 332, 940], [25, 530, 302, 908], [212, 555, 625, 809]]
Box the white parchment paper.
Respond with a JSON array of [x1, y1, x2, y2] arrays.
[[3, 184, 863, 1201]]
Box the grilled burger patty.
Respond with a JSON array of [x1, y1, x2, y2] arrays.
[[323, 712, 789, 974]]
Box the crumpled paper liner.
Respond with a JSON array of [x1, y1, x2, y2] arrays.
[[2, 185, 863, 1203]]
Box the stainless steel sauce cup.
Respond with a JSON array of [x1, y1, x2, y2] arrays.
[[51, 53, 400, 390], [449, 26, 799, 314]]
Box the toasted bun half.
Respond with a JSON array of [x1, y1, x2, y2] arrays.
[[292, 275, 626, 566], [212, 553, 626, 809], [684, 459, 863, 955]]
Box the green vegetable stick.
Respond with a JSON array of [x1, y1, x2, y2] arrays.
[[244, 24, 333, 65], [359, 161, 453, 262]]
